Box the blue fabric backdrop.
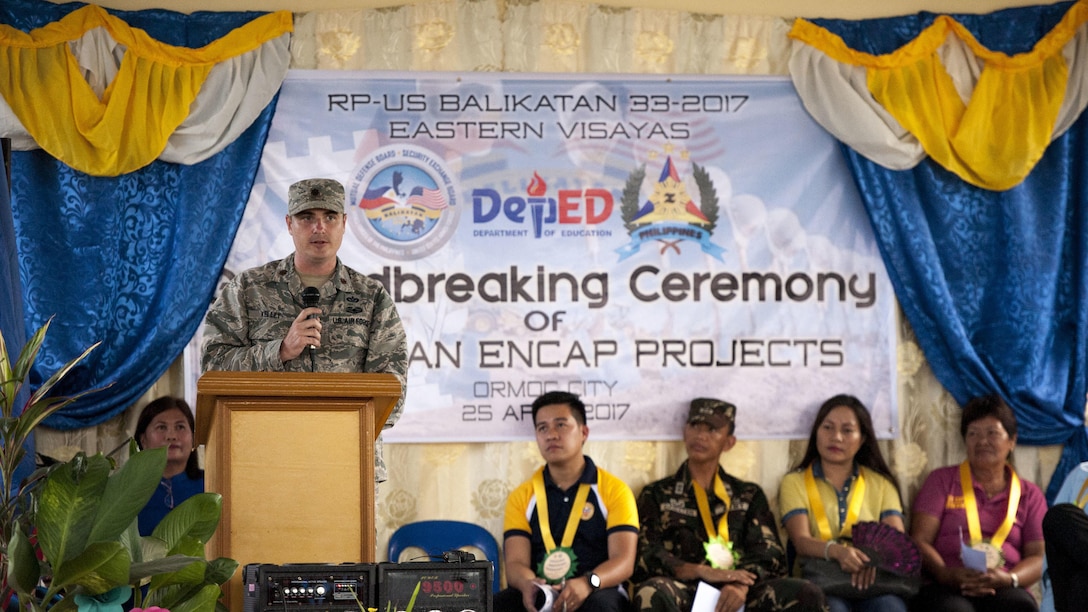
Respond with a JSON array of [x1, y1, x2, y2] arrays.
[[1, 0, 278, 429], [1, 150, 26, 387], [813, 1, 1088, 499], [1, 144, 35, 484]]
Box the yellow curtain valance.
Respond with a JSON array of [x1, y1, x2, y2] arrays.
[[0, 7, 292, 176], [789, 0, 1088, 191]]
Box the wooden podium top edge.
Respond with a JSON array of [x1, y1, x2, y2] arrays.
[[194, 371, 402, 444], [197, 371, 401, 398]]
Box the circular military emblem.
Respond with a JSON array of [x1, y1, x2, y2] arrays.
[[346, 145, 461, 261]]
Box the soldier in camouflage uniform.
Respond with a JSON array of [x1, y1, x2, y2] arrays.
[[633, 398, 826, 612], [201, 178, 408, 483]]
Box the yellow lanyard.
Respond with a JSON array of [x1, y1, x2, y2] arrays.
[[803, 464, 866, 540], [693, 471, 731, 543], [1076, 476, 1088, 508], [533, 468, 592, 551], [958, 461, 1020, 548]]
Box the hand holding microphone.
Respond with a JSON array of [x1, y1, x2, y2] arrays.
[[301, 286, 321, 351]]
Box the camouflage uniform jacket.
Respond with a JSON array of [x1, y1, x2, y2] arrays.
[[634, 460, 788, 585], [201, 254, 408, 482]]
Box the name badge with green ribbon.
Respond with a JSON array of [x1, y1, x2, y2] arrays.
[[959, 461, 1020, 570], [533, 469, 591, 583], [694, 472, 736, 569]]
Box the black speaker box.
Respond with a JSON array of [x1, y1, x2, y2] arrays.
[[242, 562, 376, 612], [376, 561, 492, 612]]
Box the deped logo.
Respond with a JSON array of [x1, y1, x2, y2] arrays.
[[470, 172, 615, 238]]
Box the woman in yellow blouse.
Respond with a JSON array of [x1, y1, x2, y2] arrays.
[[779, 394, 907, 612]]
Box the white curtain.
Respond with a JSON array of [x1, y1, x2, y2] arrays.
[[34, 0, 1065, 586]]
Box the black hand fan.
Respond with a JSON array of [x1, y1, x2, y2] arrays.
[[850, 521, 922, 577]]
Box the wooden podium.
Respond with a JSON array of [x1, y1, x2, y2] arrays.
[[195, 371, 402, 610]]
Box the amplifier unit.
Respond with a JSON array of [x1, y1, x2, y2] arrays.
[[377, 561, 492, 612], [243, 563, 375, 612]]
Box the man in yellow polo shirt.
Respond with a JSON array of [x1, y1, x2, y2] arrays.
[[498, 391, 639, 612]]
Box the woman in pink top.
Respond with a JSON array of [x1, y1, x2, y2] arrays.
[[909, 395, 1045, 612]]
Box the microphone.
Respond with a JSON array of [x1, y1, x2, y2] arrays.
[[302, 286, 320, 350]]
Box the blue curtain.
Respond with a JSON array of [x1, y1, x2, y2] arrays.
[[813, 2, 1088, 499], [2, 143, 36, 483], [1, 149, 26, 385], [1, 0, 278, 429]]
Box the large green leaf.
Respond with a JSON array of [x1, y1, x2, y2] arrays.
[[204, 557, 239, 585], [151, 583, 221, 612], [137, 534, 170, 563], [172, 584, 223, 612], [7, 525, 41, 596], [48, 541, 130, 595], [162, 535, 203, 558], [148, 557, 206, 591], [152, 492, 222, 546], [148, 536, 207, 591], [88, 448, 165, 543], [120, 516, 147, 564], [36, 454, 110, 565], [143, 582, 187, 609], [131, 554, 205, 583]]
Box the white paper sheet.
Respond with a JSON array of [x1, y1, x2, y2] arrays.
[[692, 580, 745, 612], [961, 541, 988, 572]]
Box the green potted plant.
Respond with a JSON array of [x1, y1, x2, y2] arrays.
[[1, 320, 237, 612]]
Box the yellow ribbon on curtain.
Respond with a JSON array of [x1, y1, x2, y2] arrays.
[[790, 0, 1088, 191], [0, 6, 292, 176]]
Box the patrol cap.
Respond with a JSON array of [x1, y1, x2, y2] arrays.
[[687, 397, 736, 430], [288, 178, 345, 215]]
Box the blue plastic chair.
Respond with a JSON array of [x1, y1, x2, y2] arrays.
[[387, 520, 502, 592]]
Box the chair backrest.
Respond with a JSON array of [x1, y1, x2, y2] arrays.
[[387, 520, 502, 592]]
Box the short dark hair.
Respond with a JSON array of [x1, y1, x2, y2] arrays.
[[135, 396, 203, 480], [960, 394, 1018, 440], [531, 391, 586, 426]]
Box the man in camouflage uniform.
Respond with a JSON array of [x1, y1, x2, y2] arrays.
[[633, 398, 826, 612], [201, 178, 407, 483]]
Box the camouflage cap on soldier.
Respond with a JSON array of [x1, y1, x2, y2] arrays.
[[288, 178, 345, 215], [687, 397, 736, 430]]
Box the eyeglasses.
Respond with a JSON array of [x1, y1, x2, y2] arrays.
[[162, 478, 174, 509]]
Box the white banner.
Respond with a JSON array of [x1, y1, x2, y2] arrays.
[[216, 70, 896, 442]]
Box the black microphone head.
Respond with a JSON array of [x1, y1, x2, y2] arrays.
[[302, 286, 321, 308]]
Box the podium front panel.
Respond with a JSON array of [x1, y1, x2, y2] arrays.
[[229, 409, 363, 560], [204, 396, 379, 610]]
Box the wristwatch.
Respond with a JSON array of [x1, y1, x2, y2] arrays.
[[587, 572, 602, 590]]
